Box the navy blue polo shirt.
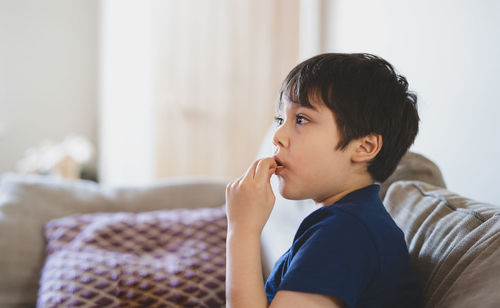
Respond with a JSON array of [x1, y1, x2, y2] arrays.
[[265, 184, 422, 308]]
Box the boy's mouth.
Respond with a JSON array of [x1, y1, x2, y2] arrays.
[[273, 156, 285, 174], [273, 156, 284, 166]]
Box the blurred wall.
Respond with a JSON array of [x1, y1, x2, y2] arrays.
[[325, 0, 500, 205], [0, 0, 98, 175]]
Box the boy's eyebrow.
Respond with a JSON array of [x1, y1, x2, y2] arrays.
[[298, 104, 319, 112], [276, 100, 320, 113]]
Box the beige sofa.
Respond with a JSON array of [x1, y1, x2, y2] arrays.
[[1, 133, 499, 307]]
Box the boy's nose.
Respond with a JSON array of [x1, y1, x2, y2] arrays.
[[272, 125, 289, 149]]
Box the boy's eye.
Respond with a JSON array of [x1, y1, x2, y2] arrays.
[[274, 114, 309, 126], [296, 114, 309, 125]]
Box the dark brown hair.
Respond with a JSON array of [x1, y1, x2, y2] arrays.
[[279, 53, 419, 182]]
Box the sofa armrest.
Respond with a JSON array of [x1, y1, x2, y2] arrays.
[[0, 172, 229, 214]]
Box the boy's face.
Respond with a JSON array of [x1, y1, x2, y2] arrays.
[[273, 96, 358, 204]]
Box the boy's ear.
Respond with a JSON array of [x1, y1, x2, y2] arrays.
[[351, 133, 383, 163]]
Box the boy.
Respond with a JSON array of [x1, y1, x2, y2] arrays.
[[225, 53, 422, 308]]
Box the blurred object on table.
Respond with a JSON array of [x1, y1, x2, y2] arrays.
[[16, 135, 95, 181]]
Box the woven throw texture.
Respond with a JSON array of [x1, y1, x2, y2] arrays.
[[37, 206, 227, 307]]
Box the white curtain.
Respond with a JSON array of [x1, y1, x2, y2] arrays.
[[99, 0, 299, 185], [152, 0, 299, 178]]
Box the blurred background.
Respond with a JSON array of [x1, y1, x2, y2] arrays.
[[0, 0, 499, 205]]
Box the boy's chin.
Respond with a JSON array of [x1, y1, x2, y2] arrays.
[[280, 194, 304, 201], [276, 181, 307, 200]]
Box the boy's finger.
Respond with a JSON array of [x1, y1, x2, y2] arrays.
[[255, 157, 277, 182], [242, 159, 261, 181]]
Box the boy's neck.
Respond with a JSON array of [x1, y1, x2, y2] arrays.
[[315, 178, 375, 207]]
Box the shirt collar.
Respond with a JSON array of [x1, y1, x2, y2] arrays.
[[332, 183, 381, 206]]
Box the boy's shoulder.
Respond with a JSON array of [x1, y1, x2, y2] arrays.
[[292, 204, 380, 254], [301, 184, 387, 234], [294, 189, 405, 253]]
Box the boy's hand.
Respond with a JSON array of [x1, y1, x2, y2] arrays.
[[225, 157, 277, 235]]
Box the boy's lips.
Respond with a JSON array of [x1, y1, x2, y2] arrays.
[[273, 156, 286, 174], [273, 155, 284, 166]]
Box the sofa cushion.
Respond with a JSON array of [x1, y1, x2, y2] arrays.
[[37, 206, 226, 307], [384, 180, 500, 308], [0, 173, 227, 308], [378, 151, 446, 199]]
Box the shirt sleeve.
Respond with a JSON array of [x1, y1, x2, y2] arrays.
[[278, 211, 380, 308]]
